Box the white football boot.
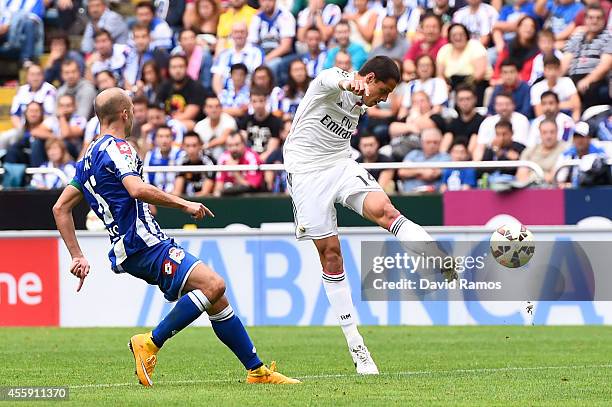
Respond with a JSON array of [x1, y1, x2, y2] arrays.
[[350, 343, 379, 375]]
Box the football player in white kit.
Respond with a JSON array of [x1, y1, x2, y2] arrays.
[[284, 56, 456, 375]]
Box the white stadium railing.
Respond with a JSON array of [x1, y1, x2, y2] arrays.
[[143, 160, 546, 182], [0, 166, 70, 185], [553, 159, 612, 181]]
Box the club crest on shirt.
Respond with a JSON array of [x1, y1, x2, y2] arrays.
[[117, 141, 131, 155]]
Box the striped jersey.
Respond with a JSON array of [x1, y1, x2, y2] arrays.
[[72, 134, 168, 268], [143, 146, 184, 192]]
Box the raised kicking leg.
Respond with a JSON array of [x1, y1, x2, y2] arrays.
[[129, 262, 300, 386], [314, 236, 379, 375], [361, 191, 457, 280]]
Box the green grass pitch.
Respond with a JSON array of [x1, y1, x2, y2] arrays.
[[1, 326, 611, 406]]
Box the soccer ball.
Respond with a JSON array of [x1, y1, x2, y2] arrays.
[[490, 224, 535, 268]]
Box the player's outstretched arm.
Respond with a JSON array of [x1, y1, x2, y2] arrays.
[[122, 175, 214, 220], [53, 185, 89, 292]]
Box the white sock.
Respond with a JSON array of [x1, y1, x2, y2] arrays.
[[388, 215, 447, 261], [322, 271, 363, 349]]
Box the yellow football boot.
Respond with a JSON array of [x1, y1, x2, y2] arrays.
[[246, 361, 301, 384], [128, 332, 159, 387]]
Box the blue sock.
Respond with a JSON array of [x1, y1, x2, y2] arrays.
[[151, 289, 210, 348], [210, 306, 263, 370]]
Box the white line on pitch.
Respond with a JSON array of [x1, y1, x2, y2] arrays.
[[69, 364, 612, 389]]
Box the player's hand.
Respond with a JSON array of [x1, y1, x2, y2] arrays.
[[342, 79, 369, 97], [183, 201, 214, 220], [70, 256, 90, 292]]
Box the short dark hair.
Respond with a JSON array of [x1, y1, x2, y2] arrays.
[[543, 55, 561, 68], [586, 4, 606, 16], [358, 56, 400, 84], [169, 54, 188, 66], [500, 59, 519, 70], [448, 23, 470, 40], [306, 26, 321, 36], [183, 131, 202, 143], [148, 103, 164, 110], [132, 95, 148, 105], [540, 90, 560, 103], [420, 12, 442, 28], [495, 119, 513, 133], [61, 58, 80, 70], [48, 31, 70, 48], [94, 29, 112, 41], [179, 28, 198, 39], [135, 1, 155, 13], [132, 22, 150, 34], [205, 95, 220, 104], [336, 20, 350, 29], [230, 63, 248, 74], [250, 86, 269, 98], [155, 125, 172, 138], [538, 28, 554, 40], [450, 140, 468, 150], [454, 83, 476, 96], [495, 90, 514, 102]]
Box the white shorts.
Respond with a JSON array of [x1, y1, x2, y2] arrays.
[[287, 159, 383, 240]]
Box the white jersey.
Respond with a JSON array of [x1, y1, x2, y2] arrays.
[[283, 68, 367, 174]]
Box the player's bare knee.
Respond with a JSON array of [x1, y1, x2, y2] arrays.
[[202, 274, 226, 303], [322, 247, 343, 274], [383, 202, 400, 225]]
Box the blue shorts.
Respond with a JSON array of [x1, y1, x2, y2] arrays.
[[114, 240, 201, 301]]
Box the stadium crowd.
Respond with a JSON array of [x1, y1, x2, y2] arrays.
[[0, 0, 610, 194]]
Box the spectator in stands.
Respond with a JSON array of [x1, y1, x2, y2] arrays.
[[517, 118, 568, 183], [399, 127, 451, 192], [404, 14, 447, 74], [264, 118, 291, 193], [183, 0, 221, 37], [250, 65, 284, 116], [535, 0, 584, 47], [562, 5, 612, 110], [219, 63, 251, 118], [439, 84, 485, 153], [126, 24, 170, 90], [172, 131, 216, 196], [356, 133, 395, 192], [343, 0, 378, 50], [214, 130, 264, 195], [160, 0, 188, 33], [280, 60, 311, 120], [41, 94, 87, 159], [475, 91, 530, 160], [248, 0, 297, 85], [334, 50, 353, 71], [428, 0, 457, 31], [324, 20, 368, 70], [171, 28, 212, 89], [30, 139, 76, 190], [481, 120, 526, 176], [55, 0, 82, 33], [439, 141, 478, 192], [390, 91, 438, 141], [386, 0, 421, 42], [299, 27, 328, 78], [81, 0, 129, 54], [555, 121, 607, 186], [369, 16, 410, 61], [85, 30, 132, 86], [44, 32, 85, 86], [529, 28, 564, 85], [436, 23, 491, 105], [528, 90, 575, 145], [56, 59, 96, 120], [134, 1, 174, 50], [531, 56, 581, 121], [10, 65, 56, 130], [491, 16, 539, 86], [488, 59, 533, 118], [402, 55, 448, 115], [130, 96, 149, 152], [238, 87, 283, 162], [134, 60, 162, 104], [144, 125, 184, 192], [493, 0, 541, 50], [211, 22, 264, 95], [4, 102, 49, 166], [572, 0, 611, 33], [215, 0, 257, 54], [156, 54, 211, 131], [453, 0, 499, 48], [194, 95, 238, 162], [0, 0, 44, 66], [296, 0, 341, 45], [141, 103, 187, 149]]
